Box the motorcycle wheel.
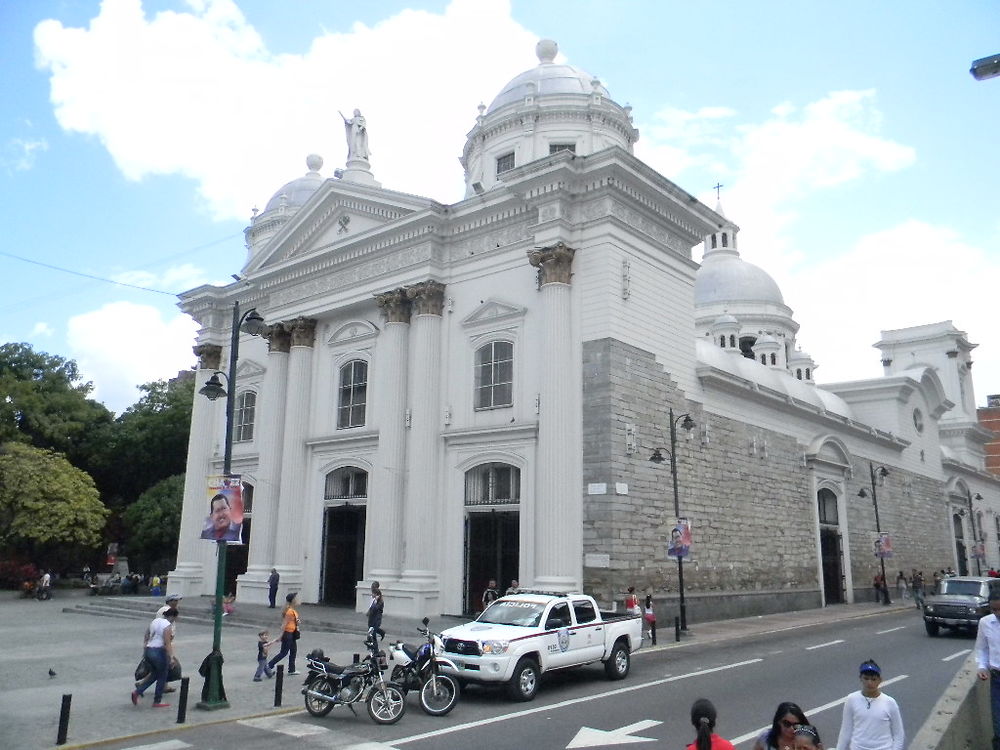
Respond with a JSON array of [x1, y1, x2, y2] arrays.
[[367, 684, 406, 724], [390, 665, 409, 694], [303, 677, 336, 717], [419, 674, 459, 716]]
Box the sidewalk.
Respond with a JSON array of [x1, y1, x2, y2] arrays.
[[5, 590, 915, 749]]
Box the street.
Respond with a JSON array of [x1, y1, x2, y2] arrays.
[[71, 607, 971, 750]]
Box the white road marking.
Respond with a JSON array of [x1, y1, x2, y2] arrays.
[[943, 649, 971, 661], [805, 639, 844, 650], [730, 675, 908, 745], [567, 719, 662, 748], [392, 658, 763, 745], [122, 742, 191, 750], [238, 715, 330, 737], [876, 626, 905, 634]]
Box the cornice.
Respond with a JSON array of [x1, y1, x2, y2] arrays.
[[306, 429, 380, 451], [442, 422, 538, 446]]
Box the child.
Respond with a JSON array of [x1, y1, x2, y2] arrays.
[[793, 724, 824, 750], [254, 630, 277, 681], [222, 593, 236, 617]]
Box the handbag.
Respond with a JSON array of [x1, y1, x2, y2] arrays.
[[292, 628, 301, 640], [167, 659, 182, 682], [134, 656, 151, 681]]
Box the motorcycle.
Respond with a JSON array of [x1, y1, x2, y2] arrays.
[[302, 632, 406, 725], [388, 617, 460, 716]]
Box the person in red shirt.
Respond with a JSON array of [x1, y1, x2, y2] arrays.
[[687, 698, 735, 750]]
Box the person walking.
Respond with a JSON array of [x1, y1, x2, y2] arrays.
[[686, 698, 735, 750], [624, 586, 641, 616], [895, 571, 908, 600], [267, 568, 280, 608], [752, 702, 810, 750], [835, 659, 904, 750], [267, 592, 301, 675], [367, 581, 385, 640], [912, 570, 925, 609], [253, 630, 277, 681], [643, 594, 657, 645], [132, 607, 178, 708], [975, 593, 1000, 750]]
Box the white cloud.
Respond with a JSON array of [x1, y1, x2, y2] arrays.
[[111, 263, 211, 293], [66, 301, 198, 414], [2, 137, 49, 173], [30, 322, 54, 337], [34, 0, 538, 219]]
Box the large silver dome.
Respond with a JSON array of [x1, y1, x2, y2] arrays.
[[695, 253, 785, 307]]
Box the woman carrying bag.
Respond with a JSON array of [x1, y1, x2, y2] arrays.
[[267, 592, 301, 675]]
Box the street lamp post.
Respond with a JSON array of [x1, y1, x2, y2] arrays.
[[196, 301, 265, 709], [649, 408, 695, 631], [858, 463, 891, 605], [968, 491, 984, 576]]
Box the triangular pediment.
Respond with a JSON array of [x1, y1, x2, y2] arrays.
[[327, 320, 379, 346], [235, 359, 265, 381], [461, 298, 526, 329]]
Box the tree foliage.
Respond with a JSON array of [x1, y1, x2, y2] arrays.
[[122, 473, 184, 573], [0, 442, 108, 563]]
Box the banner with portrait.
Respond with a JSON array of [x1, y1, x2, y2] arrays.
[[667, 518, 691, 558], [200, 475, 244, 543], [873, 531, 893, 559]]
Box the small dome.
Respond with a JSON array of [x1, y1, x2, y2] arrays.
[[695, 254, 785, 307], [487, 39, 609, 114], [263, 154, 325, 213], [713, 313, 739, 326]]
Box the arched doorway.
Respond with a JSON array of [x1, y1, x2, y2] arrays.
[[321, 467, 368, 604], [953, 512, 968, 576], [817, 488, 844, 603], [463, 462, 520, 615]]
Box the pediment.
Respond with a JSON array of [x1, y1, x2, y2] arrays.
[[235, 359, 265, 381], [461, 298, 526, 329], [327, 320, 379, 346]]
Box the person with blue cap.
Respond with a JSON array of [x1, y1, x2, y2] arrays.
[[835, 659, 903, 750]]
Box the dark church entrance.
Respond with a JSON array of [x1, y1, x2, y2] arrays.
[[322, 506, 366, 604], [464, 510, 518, 616], [819, 527, 844, 604]]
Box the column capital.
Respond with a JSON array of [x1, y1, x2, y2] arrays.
[[265, 323, 291, 353], [375, 288, 412, 323], [405, 280, 446, 316], [528, 242, 576, 285], [193, 343, 223, 370], [286, 317, 317, 347]]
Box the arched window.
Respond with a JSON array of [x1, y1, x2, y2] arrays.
[[325, 466, 368, 500], [770, 353, 777, 365], [235, 391, 256, 442], [719, 335, 726, 347], [805, 368, 811, 380], [338, 360, 368, 429], [817, 488, 838, 524], [465, 463, 520, 506], [711, 235, 717, 249], [729, 335, 736, 348], [721, 232, 728, 248], [796, 369, 802, 380], [760, 354, 766, 364], [475, 341, 513, 409]]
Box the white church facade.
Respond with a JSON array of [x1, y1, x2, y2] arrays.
[[170, 41, 999, 620]]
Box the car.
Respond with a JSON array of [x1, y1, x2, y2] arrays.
[[922, 575, 1000, 636], [438, 591, 643, 701]]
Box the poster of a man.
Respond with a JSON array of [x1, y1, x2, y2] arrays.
[[667, 518, 691, 558], [873, 531, 893, 558], [201, 476, 243, 543]]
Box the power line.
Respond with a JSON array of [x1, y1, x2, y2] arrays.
[[0, 250, 176, 295]]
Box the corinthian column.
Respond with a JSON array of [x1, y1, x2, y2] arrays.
[[528, 243, 581, 591], [169, 343, 222, 597], [368, 290, 410, 588], [272, 317, 317, 597], [401, 281, 446, 598], [240, 324, 291, 604]]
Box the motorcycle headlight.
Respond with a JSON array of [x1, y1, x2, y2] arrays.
[[481, 640, 509, 655]]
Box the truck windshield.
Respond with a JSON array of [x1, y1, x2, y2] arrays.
[[478, 600, 546, 627], [938, 580, 986, 597]]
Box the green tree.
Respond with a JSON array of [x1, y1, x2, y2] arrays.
[[0, 442, 108, 567], [0, 343, 114, 468], [122, 473, 184, 574]]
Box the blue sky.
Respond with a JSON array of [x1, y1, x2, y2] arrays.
[[2, 0, 998, 414]]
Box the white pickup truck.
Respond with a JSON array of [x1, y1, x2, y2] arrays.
[[439, 591, 643, 701]]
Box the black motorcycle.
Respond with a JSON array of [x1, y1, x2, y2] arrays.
[[302, 633, 406, 724], [388, 617, 460, 716]]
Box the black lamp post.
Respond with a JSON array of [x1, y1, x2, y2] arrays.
[[968, 491, 984, 576], [649, 408, 696, 630], [858, 463, 891, 605], [195, 301, 265, 709]]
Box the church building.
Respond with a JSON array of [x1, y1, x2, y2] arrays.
[[170, 40, 999, 620]]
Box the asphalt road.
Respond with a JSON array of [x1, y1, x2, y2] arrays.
[[80, 607, 971, 750]]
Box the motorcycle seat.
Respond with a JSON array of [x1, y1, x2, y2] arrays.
[[399, 643, 420, 660]]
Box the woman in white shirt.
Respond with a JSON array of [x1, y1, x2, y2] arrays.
[[132, 608, 177, 708]]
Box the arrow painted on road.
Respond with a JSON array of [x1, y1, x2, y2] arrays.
[[567, 719, 662, 748]]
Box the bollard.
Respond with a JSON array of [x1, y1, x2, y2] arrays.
[[674, 616, 681, 642], [274, 665, 283, 707], [56, 694, 72, 745], [176, 676, 190, 724]]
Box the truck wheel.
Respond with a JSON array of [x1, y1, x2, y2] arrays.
[[506, 658, 539, 701], [604, 641, 630, 680], [924, 620, 939, 637]]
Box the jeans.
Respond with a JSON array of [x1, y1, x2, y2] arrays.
[[137, 646, 168, 702], [991, 672, 1000, 744], [254, 656, 273, 680], [268, 631, 296, 673]]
